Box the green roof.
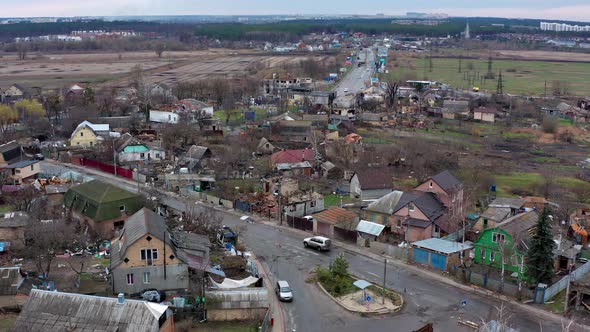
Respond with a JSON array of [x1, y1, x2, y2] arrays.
[[64, 180, 143, 222], [123, 145, 149, 153]]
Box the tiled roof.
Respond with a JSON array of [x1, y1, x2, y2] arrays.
[[353, 168, 393, 190], [271, 149, 314, 165], [312, 207, 358, 225], [430, 170, 462, 192]]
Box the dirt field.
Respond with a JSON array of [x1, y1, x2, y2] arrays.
[[493, 50, 590, 63], [0, 50, 330, 89]]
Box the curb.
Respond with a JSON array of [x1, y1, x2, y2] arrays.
[[250, 252, 286, 332], [315, 279, 403, 315]]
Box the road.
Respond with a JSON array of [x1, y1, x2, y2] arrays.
[[333, 48, 375, 109], [42, 161, 566, 332]]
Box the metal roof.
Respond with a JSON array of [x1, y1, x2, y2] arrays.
[[276, 161, 312, 170], [353, 279, 372, 290], [4, 159, 38, 169], [356, 220, 385, 236], [413, 238, 473, 255]]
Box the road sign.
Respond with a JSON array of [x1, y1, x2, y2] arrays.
[[461, 299, 468, 306], [366, 295, 372, 302]]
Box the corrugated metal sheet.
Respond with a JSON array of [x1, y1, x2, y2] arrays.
[[413, 238, 473, 255], [356, 220, 385, 236]]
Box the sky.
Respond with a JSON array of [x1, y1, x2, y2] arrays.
[[4, 0, 590, 22]]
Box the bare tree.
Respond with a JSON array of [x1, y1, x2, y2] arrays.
[[155, 42, 166, 58], [4, 186, 40, 212], [16, 43, 28, 60], [385, 79, 400, 112], [175, 203, 223, 239]]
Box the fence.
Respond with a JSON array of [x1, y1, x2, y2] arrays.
[[541, 260, 590, 303], [285, 215, 313, 232], [367, 241, 409, 261], [72, 157, 134, 180], [333, 227, 357, 243], [454, 267, 533, 299], [259, 308, 272, 332]]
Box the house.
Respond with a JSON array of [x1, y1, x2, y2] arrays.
[[522, 196, 551, 211], [11, 289, 174, 332], [331, 108, 356, 122], [0, 212, 29, 251], [0, 267, 26, 308], [283, 192, 324, 218], [0, 141, 39, 184], [276, 161, 313, 177], [301, 114, 329, 129], [115, 133, 165, 164], [277, 120, 312, 142], [389, 191, 451, 242], [110, 208, 210, 295], [441, 100, 470, 120], [63, 180, 143, 238], [149, 82, 174, 101], [473, 106, 497, 123], [256, 137, 278, 155], [64, 83, 85, 103], [412, 238, 473, 271], [308, 91, 335, 107], [149, 100, 213, 124], [70, 121, 110, 147], [365, 190, 404, 225], [1, 84, 28, 103], [180, 145, 212, 170], [414, 170, 464, 219], [263, 73, 298, 95], [312, 207, 359, 238], [473, 197, 525, 232], [349, 169, 393, 200], [270, 149, 314, 166], [473, 211, 539, 279]]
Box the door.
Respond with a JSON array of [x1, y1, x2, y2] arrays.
[[317, 221, 331, 237], [430, 253, 447, 271], [413, 248, 429, 265]]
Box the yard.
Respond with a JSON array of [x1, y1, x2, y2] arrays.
[[186, 320, 261, 332], [494, 172, 590, 201], [324, 194, 353, 208], [387, 54, 590, 96]]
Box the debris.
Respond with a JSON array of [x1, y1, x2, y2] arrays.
[[457, 318, 479, 329]]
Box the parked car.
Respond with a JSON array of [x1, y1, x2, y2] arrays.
[[240, 216, 254, 223], [142, 289, 165, 303], [275, 280, 293, 302], [303, 236, 331, 251], [33, 153, 44, 160]]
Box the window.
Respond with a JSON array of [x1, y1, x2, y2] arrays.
[[310, 200, 316, 208], [408, 203, 415, 212], [168, 114, 171, 120], [90, 141, 93, 147], [126, 273, 134, 285], [490, 251, 495, 262], [492, 233, 505, 243], [483, 218, 488, 227], [140, 153, 145, 159], [15, 169, 20, 174], [80, 132, 84, 137], [429, 181, 433, 189], [143, 272, 151, 284], [30, 165, 34, 171], [114, 221, 124, 228], [119, 205, 125, 212], [140, 249, 158, 265], [396, 219, 402, 228], [77, 142, 80, 145], [480, 249, 485, 259], [155, 153, 160, 159]]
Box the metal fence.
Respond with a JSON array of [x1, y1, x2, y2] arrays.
[[542, 260, 590, 303], [259, 308, 272, 332]]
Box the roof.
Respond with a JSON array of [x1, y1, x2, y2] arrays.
[[356, 220, 385, 236], [111, 208, 168, 268], [496, 211, 539, 243], [63, 180, 142, 222], [0, 141, 20, 154], [352, 168, 393, 190], [321, 161, 335, 172], [45, 184, 70, 195], [481, 206, 511, 223], [279, 120, 312, 127], [489, 197, 525, 209], [429, 170, 462, 192], [186, 145, 211, 161], [403, 218, 432, 228], [313, 207, 358, 225], [367, 191, 404, 214], [75, 120, 110, 133], [0, 212, 29, 228], [271, 149, 314, 165], [393, 191, 445, 221], [170, 231, 210, 270], [12, 289, 168, 332], [413, 238, 473, 254], [352, 279, 372, 290], [3, 159, 38, 169], [443, 100, 470, 112], [0, 141, 22, 164], [475, 106, 497, 114], [276, 161, 312, 171]]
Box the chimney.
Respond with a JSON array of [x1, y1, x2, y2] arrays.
[[117, 293, 125, 305]]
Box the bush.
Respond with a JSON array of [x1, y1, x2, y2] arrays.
[[542, 117, 558, 134], [558, 130, 574, 143], [330, 253, 349, 278]]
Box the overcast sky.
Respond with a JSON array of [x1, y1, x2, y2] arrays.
[[5, 0, 590, 22]]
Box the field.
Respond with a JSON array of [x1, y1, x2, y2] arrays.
[[0, 50, 330, 89], [388, 53, 590, 96]]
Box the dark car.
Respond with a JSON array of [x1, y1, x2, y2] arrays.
[[33, 153, 44, 160]]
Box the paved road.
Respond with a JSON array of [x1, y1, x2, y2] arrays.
[[42, 161, 566, 332], [333, 48, 375, 109]]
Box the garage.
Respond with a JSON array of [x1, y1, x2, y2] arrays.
[[411, 238, 473, 272]]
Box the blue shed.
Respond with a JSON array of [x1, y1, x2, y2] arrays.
[[411, 238, 473, 271]]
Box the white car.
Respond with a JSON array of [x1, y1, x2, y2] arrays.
[[240, 216, 254, 223], [344, 88, 349, 93], [303, 236, 331, 251]]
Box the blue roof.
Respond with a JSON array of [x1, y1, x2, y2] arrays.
[[413, 238, 473, 255], [356, 220, 385, 236]]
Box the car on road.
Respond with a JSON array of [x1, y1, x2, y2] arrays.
[[240, 216, 254, 223], [275, 280, 293, 302], [343, 88, 349, 93], [303, 236, 331, 251]]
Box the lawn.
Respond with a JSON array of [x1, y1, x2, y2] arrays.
[[324, 194, 353, 208], [0, 205, 13, 214], [544, 289, 565, 314], [494, 172, 590, 200], [388, 56, 590, 96]]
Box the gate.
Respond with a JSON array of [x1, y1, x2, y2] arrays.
[[317, 221, 331, 237], [334, 227, 357, 243], [413, 248, 429, 265], [286, 216, 313, 232], [430, 253, 447, 271]]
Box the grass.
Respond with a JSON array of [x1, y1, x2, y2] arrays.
[[502, 132, 535, 141], [367, 285, 403, 306], [0, 205, 13, 214], [494, 172, 590, 200], [544, 289, 565, 314], [388, 56, 590, 96], [532, 156, 560, 163], [0, 314, 17, 332], [394, 177, 419, 190], [318, 273, 357, 297], [324, 194, 353, 208]]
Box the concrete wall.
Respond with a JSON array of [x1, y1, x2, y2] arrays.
[[150, 110, 179, 124], [367, 240, 408, 260], [112, 264, 189, 294], [205, 288, 269, 321]]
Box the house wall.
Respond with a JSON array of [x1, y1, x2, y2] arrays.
[[112, 264, 189, 294], [150, 110, 179, 124], [122, 237, 182, 268], [473, 228, 524, 277], [119, 149, 166, 163], [407, 224, 433, 242], [4, 86, 23, 97], [285, 198, 324, 218], [482, 113, 495, 123], [0, 227, 25, 250], [74, 213, 128, 239], [70, 127, 98, 147], [415, 180, 463, 218], [11, 162, 40, 183], [394, 206, 429, 221], [473, 217, 500, 232]]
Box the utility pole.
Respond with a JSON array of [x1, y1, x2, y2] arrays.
[[564, 257, 572, 313], [278, 180, 282, 225], [382, 258, 387, 304], [496, 70, 504, 95]]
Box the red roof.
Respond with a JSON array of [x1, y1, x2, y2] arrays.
[[313, 207, 358, 225], [271, 149, 314, 165]]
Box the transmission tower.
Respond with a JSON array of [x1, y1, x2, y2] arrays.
[[496, 70, 504, 95]]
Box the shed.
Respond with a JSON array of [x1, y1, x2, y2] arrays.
[[412, 238, 473, 271], [356, 220, 386, 240], [312, 207, 359, 239]]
